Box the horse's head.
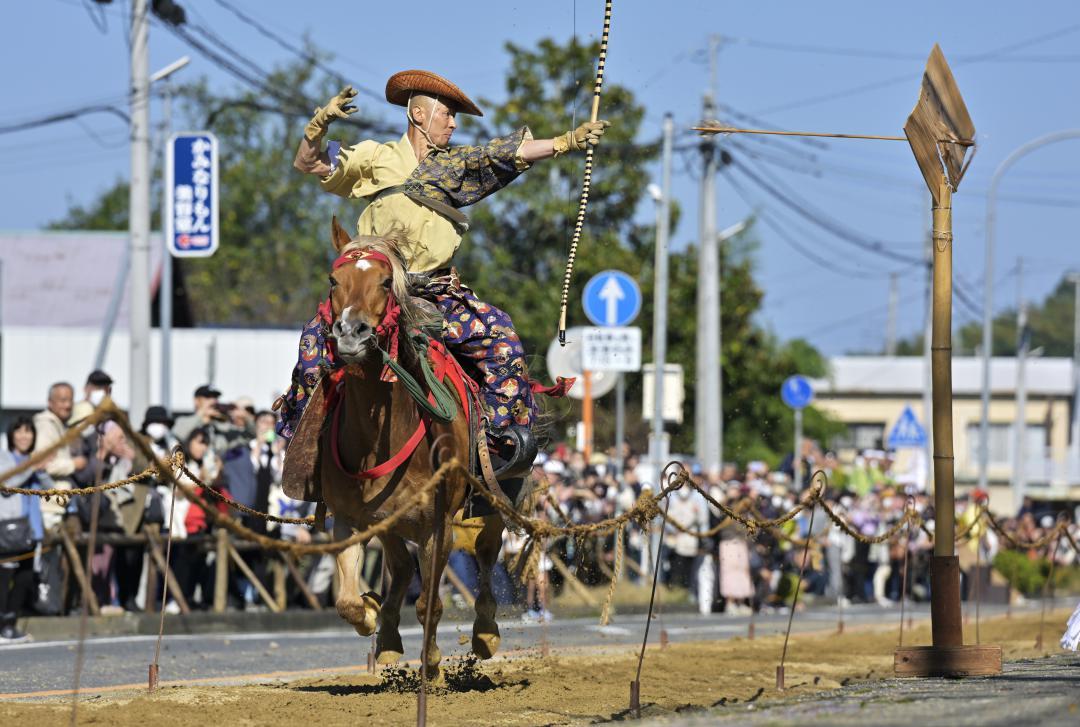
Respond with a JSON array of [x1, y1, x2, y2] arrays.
[[325, 217, 411, 366]]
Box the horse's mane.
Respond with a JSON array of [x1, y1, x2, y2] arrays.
[[340, 232, 436, 335]]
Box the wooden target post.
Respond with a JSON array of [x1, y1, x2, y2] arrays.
[[697, 45, 1000, 678], [893, 45, 1001, 678]]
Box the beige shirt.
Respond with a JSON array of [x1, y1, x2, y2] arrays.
[[32, 408, 75, 523], [32, 409, 75, 479], [320, 134, 461, 273]]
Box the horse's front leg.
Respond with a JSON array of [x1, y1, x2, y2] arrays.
[[471, 514, 504, 659], [374, 533, 412, 664], [332, 521, 380, 636], [416, 518, 453, 680]]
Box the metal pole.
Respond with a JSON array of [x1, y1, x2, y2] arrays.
[[0, 260, 4, 423], [649, 115, 674, 486], [981, 129, 1080, 490], [886, 272, 899, 355], [793, 408, 803, 489], [614, 373, 625, 483], [161, 81, 173, 414], [1070, 273, 1080, 465], [697, 39, 721, 476], [129, 0, 152, 428], [95, 244, 131, 370], [1012, 259, 1028, 513]]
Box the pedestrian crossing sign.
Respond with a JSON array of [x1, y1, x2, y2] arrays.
[[887, 405, 927, 449]]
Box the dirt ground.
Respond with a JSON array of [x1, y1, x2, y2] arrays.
[[2, 609, 1072, 726]]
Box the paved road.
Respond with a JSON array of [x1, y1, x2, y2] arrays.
[[0, 602, 1023, 698], [672, 653, 1080, 726]]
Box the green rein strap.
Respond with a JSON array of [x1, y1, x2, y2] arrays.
[[378, 332, 458, 424]]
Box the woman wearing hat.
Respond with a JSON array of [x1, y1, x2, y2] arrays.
[[282, 70, 609, 477]]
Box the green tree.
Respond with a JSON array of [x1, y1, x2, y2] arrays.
[[896, 274, 1078, 357]]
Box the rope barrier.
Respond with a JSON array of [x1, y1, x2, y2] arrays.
[[8, 399, 1079, 568]]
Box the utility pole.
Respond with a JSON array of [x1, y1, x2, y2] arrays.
[[886, 272, 899, 355], [1012, 258, 1029, 511], [696, 35, 722, 476], [1070, 272, 1080, 471], [980, 130, 1080, 492], [649, 115, 674, 486], [644, 115, 674, 580], [129, 0, 151, 427]]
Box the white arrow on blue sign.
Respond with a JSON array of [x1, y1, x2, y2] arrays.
[[166, 131, 219, 258], [781, 375, 814, 409], [887, 404, 928, 449], [583, 270, 641, 327]]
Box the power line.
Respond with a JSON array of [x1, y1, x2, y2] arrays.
[[208, 0, 383, 102], [755, 23, 1080, 115], [727, 35, 1080, 64], [0, 104, 130, 137], [722, 167, 898, 278], [728, 154, 925, 264]]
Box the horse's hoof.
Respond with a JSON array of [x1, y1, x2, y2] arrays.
[[376, 650, 403, 665], [337, 593, 381, 637], [471, 632, 501, 660], [422, 662, 443, 682]]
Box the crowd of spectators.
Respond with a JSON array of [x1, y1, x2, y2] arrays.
[[2, 370, 1078, 644]]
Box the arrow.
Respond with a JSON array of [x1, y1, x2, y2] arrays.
[[599, 275, 625, 326]]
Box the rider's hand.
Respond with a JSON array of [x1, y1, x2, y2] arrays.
[[552, 119, 610, 155], [305, 85, 359, 141]]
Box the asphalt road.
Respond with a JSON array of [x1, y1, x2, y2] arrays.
[[676, 653, 1080, 726], [0, 602, 1024, 698]]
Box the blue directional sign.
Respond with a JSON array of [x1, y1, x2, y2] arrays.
[[166, 132, 219, 258], [583, 270, 641, 327], [887, 405, 928, 449], [781, 375, 814, 410]]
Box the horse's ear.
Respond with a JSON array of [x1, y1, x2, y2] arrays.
[[331, 216, 351, 253]]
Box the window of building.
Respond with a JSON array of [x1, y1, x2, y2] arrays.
[[832, 422, 885, 452], [966, 422, 1047, 466]]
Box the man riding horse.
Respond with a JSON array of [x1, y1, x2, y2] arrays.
[[280, 70, 609, 490]]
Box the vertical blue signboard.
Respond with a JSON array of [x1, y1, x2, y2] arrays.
[[166, 132, 219, 258]]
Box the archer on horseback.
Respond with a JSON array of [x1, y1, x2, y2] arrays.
[[279, 70, 609, 496]]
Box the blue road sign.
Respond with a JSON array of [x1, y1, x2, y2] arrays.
[[582, 270, 641, 327], [887, 405, 928, 449], [781, 375, 814, 409], [166, 132, 219, 258]]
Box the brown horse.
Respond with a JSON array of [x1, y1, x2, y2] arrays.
[[319, 218, 504, 677]]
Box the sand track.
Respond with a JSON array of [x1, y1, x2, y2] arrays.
[[0, 610, 1069, 726]]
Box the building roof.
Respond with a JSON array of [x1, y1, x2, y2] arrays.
[[813, 356, 1075, 397], [0, 231, 161, 328]]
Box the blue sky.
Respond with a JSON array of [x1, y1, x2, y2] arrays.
[[4, 0, 1079, 355]]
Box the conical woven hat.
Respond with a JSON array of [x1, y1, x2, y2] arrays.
[[385, 70, 483, 117]]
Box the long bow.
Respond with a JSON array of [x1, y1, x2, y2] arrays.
[[557, 0, 613, 346]]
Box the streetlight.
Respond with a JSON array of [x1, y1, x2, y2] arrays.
[[978, 129, 1080, 491], [151, 56, 190, 415], [95, 57, 191, 415]]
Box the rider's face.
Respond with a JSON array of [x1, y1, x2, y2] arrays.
[[421, 99, 457, 146]]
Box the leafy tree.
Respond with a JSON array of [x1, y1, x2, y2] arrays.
[[896, 274, 1078, 357]]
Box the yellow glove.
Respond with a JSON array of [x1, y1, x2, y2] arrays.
[[552, 120, 611, 156], [304, 85, 359, 141]]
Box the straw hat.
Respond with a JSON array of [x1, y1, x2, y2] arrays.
[[385, 70, 483, 117]]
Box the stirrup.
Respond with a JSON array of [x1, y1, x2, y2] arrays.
[[488, 425, 537, 479]]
